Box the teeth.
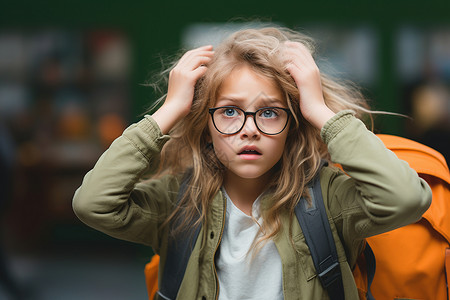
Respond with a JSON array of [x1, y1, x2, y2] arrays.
[[241, 150, 259, 154]]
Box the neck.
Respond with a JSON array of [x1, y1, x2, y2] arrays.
[[223, 172, 270, 215]]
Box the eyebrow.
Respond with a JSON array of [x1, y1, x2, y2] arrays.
[[215, 96, 286, 107]]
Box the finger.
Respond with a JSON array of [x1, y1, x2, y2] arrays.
[[182, 45, 214, 60], [283, 41, 315, 65], [191, 65, 208, 78], [196, 54, 213, 64], [169, 55, 212, 82], [179, 53, 213, 73], [285, 62, 303, 84], [191, 55, 213, 70], [283, 52, 318, 78], [283, 46, 314, 67], [177, 50, 214, 69], [194, 44, 213, 51]]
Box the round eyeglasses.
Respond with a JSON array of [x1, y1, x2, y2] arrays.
[[208, 106, 291, 135]]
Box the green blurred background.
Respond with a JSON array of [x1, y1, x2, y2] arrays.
[[1, 1, 449, 299]]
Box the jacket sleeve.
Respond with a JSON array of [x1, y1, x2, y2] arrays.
[[72, 115, 178, 250], [321, 110, 432, 243]]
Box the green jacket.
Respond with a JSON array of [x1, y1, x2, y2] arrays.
[[73, 110, 431, 300]]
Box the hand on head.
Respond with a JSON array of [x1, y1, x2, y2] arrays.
[[282, 41, 335, 129], [154, 39, 336, 135], [153, 45, 214, 134]]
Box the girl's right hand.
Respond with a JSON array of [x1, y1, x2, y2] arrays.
[[153, 45, 214, 134]]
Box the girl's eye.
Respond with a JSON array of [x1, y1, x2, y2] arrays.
[[222, 108, 239, 117], [260, 108, 279, 118]]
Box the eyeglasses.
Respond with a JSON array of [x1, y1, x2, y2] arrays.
[[208, 106, 291, 135]]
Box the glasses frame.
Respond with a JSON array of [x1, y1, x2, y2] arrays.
[[208, 106, 291, 135]]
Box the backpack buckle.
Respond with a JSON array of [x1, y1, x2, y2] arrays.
[[318, 261, 341, 288]]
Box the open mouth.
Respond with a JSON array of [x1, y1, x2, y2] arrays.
[[239, 149, 261, 155], [238, 146, 262, 157]]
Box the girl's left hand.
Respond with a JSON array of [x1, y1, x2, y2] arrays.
[[283, 41, 335, 129]]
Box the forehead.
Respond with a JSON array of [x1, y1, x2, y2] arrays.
[[215, 65, 285, 108]]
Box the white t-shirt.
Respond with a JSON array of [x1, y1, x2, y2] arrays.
[[216, 188, 284, 300]]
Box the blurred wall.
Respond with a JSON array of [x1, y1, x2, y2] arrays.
[[0, 1, 449, 298], [1, 0, 449, 251]]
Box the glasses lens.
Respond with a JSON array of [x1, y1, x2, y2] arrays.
[[212, 107, 289, 135], [213, 107, 245, 134], [256, 108, 289, 134]]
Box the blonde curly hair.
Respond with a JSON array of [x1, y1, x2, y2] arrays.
[[154, 26, 371, 245]]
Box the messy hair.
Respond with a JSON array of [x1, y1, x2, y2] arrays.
[[153, 26, 371, 246]]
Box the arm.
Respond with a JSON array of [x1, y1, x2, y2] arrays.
[[283, 41, 431, 238], [322, 111, 431, 236], [72, 45, 214, 249], [72, 116, 175, 248]]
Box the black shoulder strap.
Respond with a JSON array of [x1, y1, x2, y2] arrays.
[[364, 243, 376, 300], [159, 172, 202, 300], [294, 165, 345, 300], [295, 163, 376, 300]]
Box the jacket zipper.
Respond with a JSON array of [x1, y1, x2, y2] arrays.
[[213, 193, 227, 300]]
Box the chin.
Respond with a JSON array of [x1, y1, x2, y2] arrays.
[[230, 167, 272, 180]]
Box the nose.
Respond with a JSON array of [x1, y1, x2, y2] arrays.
[[240, 115, 260, 139]]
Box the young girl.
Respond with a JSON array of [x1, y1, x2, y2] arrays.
[[73, 27, 431, 299]]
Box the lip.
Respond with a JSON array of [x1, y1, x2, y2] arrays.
[[238, 145, 262, 160]]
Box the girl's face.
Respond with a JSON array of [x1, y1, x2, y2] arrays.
[[208, 65, 289, 182]]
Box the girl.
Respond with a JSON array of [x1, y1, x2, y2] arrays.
[[73, 27, 431, 299]]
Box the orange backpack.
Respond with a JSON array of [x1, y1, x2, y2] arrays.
[[145, 134, 450, 300], [353, 134, 450, 300], [145, 254, 159, 300]]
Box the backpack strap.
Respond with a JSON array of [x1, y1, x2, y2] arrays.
[[159, 171, 202, 300], [295, 162, 376, 300], [294, 164, 345, 300], [364, 243, 376, 300]]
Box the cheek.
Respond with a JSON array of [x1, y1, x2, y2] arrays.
[[274, 135, 289, 159], [273, 143, 285, 160], [209, 123, 230, 161], [211, 136, 234, 163]]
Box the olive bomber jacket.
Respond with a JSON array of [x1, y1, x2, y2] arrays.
[[73, 110, 432, 300]]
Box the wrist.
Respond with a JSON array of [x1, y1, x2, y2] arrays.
[[305, 105, 336, 130], [152, 102, 187, 134]]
